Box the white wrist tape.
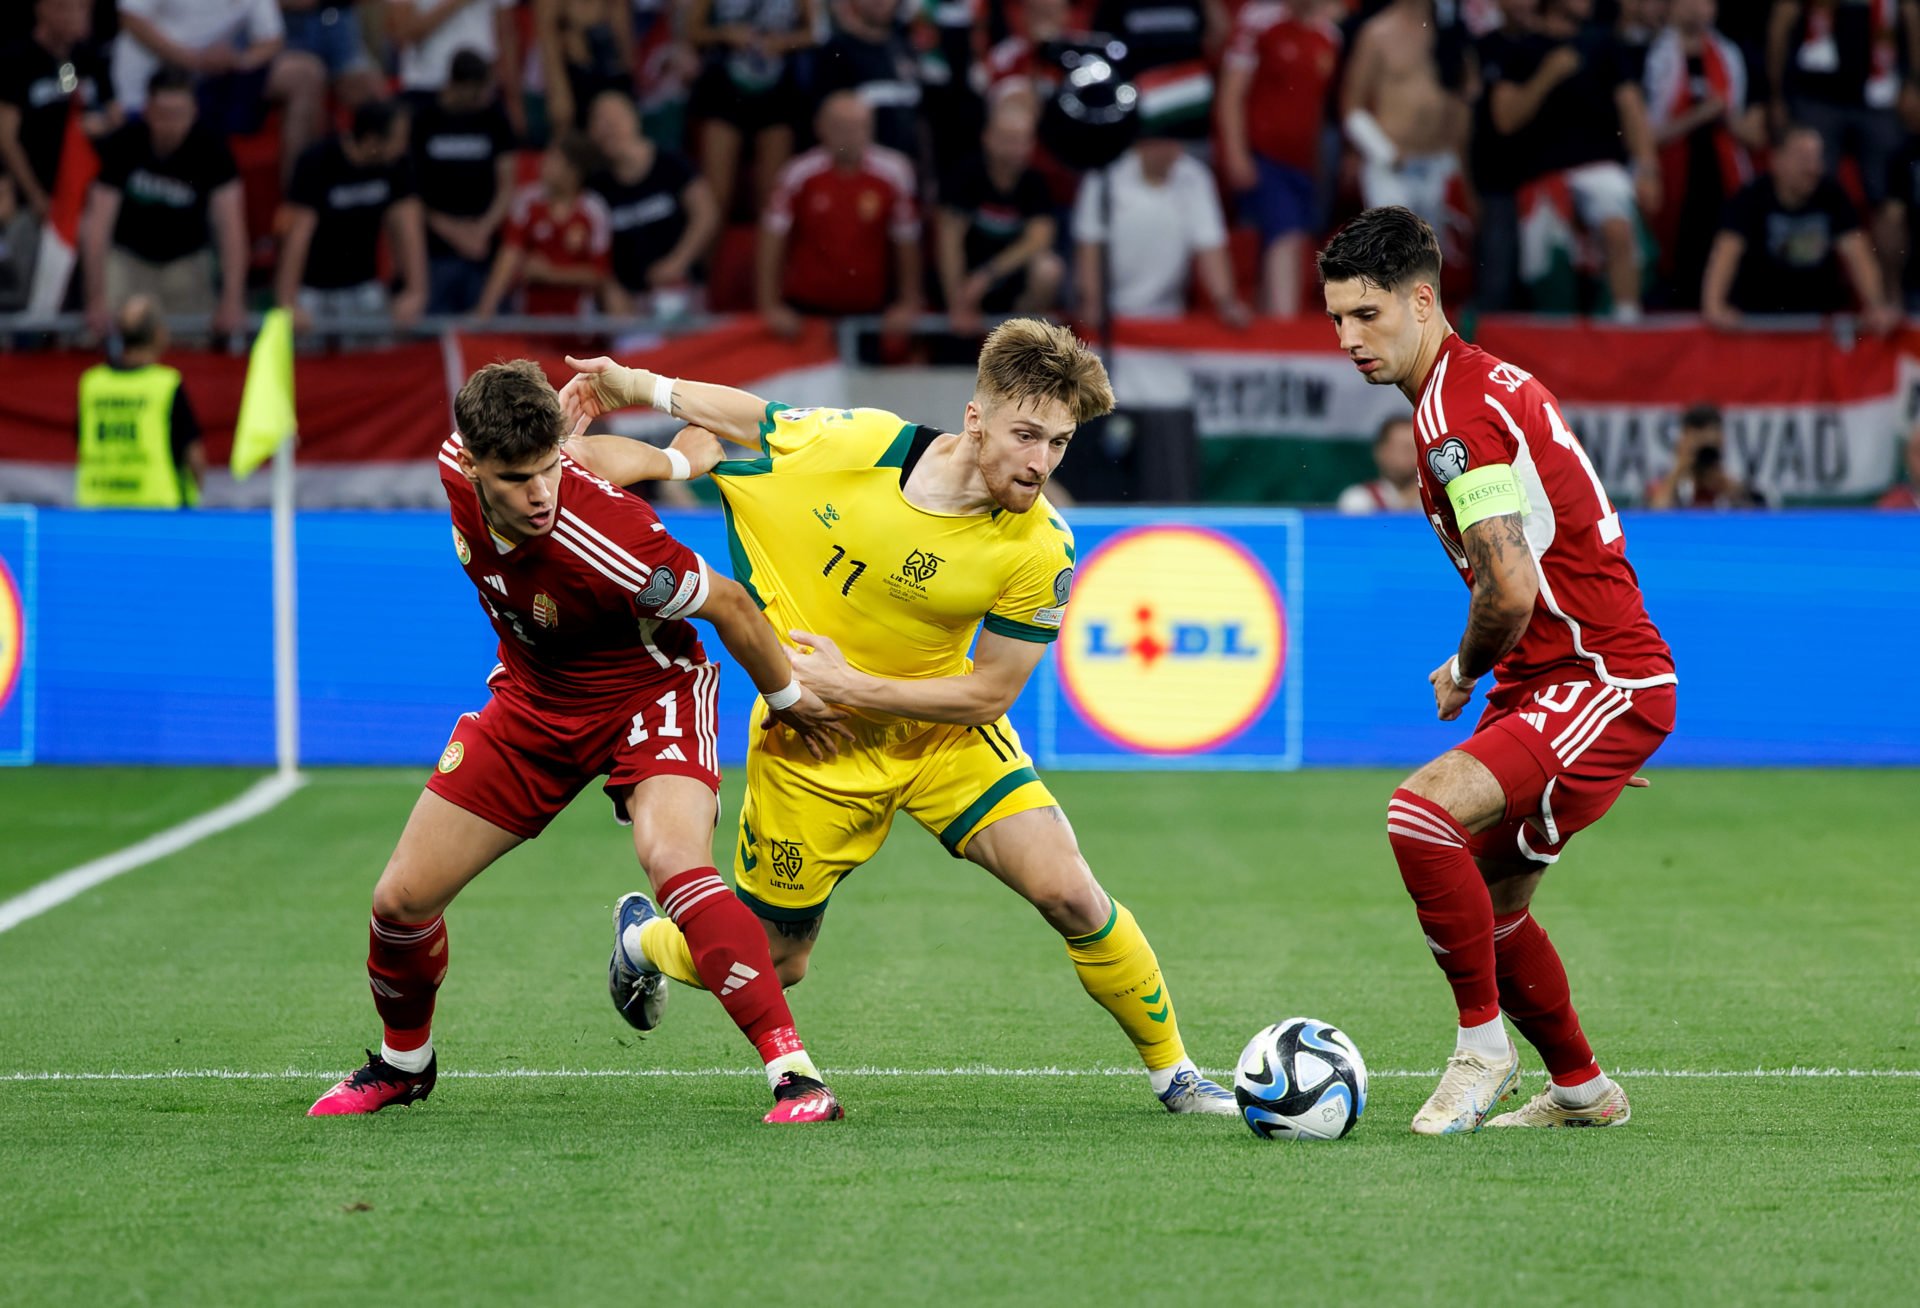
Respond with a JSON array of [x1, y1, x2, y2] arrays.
[[661, 446, 692, 481], [1343, 109, 1398, 168], [763, 680, 803, 711], [1449, 655, 1477, 690], [650, 374, 676, 413]]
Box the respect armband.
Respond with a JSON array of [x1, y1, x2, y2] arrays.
[[1446, 463, 1527, 530]]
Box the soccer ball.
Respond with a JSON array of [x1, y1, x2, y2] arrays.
[[1233, 1018, 1368, 1141]]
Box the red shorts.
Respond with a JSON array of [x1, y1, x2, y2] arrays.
[[426, 663, 722, 839], [1456, 672, 1677, 866]]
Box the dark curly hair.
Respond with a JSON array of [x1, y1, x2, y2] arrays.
[[1316, 206, 1443, 293], [454, 360, 566, 465]]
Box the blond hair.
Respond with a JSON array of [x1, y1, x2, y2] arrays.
[[974, 319, 1114, 424]]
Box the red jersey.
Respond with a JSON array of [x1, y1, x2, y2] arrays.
[[502, 184, 612, 315], [437, 433, 710, 709], [765, 146, 919, 313], [1412, 333, 1676, 691], [1224, 2, 1342, 170]]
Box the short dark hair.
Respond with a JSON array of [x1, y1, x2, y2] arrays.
[[1375, 415, 1414, 447], [548, 131, 601, 181], [148, 64, 195, 100], [118, 296, 162, 351], [455, 360, 566, 465], [351, 99, 401, 143], [1316, 206, 1443, 293], [1680, 403, 1723, 431], [448, 48, 491, 87]]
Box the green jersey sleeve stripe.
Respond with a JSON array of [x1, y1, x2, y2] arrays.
[[983, 614, 1058, 644]]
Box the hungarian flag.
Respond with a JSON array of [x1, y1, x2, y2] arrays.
[[25, 97, 98, 318]]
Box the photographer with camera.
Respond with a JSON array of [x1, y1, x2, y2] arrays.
[[1645, 403, 1768, 508]]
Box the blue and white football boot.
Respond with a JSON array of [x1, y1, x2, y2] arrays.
[[1158, 1066, 1240, 1115], [609, 892, 669, 1031]]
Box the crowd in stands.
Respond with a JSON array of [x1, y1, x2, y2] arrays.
[[3, 0, 1920, 337]]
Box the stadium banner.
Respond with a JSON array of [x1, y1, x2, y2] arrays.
[[0, 507, 36, 765], [20, 509, 1920, 769], [5, 319, 1917, 504], [0, 318, 841, 506], [1112, 318, 1919, 504]]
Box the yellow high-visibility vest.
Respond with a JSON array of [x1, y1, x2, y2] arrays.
[[76, 363, 196, 508]]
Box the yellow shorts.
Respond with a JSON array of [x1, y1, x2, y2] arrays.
[[731, 709, 1055, 922]]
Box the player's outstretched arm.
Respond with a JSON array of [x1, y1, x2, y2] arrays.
[[1431, 511, 1539, 720], [785, 629, 1044, 727], [692, 577, 855, 760], [559, 355, 773, 450], [563, 426, 725, 488]]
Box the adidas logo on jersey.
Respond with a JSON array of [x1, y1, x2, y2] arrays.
[[719, 962, 760, 996], [1521, 712, 1547, 732]]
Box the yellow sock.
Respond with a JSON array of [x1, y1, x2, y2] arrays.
[[1065, 899, 1187, 1072], [639, 916, 704, 989]]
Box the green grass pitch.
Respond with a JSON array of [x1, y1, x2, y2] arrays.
[[2, 767, 1916, 1305]]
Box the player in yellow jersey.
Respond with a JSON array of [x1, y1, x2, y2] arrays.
[[557, 319, 1236, 1115]]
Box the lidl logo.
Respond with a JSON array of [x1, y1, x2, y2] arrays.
[[0, 555, 22, 717], [1057, 526, 1285, 754]]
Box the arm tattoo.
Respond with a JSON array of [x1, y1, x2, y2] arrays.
[[1458, 512, 1533, 677]]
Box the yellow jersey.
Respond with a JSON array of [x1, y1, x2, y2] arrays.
[[711, 402, 1075, 712]]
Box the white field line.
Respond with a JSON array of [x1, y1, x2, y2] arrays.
[[0, 773, 305, 936], [3, 1066, 1916, 1084]]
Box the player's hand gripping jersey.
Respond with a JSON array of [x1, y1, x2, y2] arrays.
[[1412, 334, 1675, 691], [710, 404, 1077, 734]]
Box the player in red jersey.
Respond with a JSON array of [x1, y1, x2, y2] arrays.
[[1319, 208, 1677, 1133], [308, 361, 854, 1124]]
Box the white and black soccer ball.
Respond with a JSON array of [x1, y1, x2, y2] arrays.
[[1233, 1018, 1368, 1141]]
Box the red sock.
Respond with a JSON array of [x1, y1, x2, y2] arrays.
[[367, 913, 448, 1052], [1387, 789, 1499, 1027], [1494, 909, 1598, 1085], [658, 868, 803, 1064]]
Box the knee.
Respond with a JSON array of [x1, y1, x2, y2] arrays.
[[1028, 251, 1065, 294], [1035, 876, 1107, 939], [275, 52, 326, 101], [774, 953, 809, 988], [370, 869, 440, 924]]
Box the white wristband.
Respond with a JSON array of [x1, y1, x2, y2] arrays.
[[1449, 655, 1477, 690], [650, 374, 676, 413], [661, 446, 691, 481], [763, 680, 803, 711]]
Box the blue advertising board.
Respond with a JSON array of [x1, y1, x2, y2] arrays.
[[0, 507, 35, 765], [10, 507, 1920, 768]]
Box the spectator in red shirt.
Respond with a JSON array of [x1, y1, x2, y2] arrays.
[[757, 89, 921, 339], [1878, 423, 1920, 508], [1217, 0, 1343, 316], [475, 131, 615, 317]]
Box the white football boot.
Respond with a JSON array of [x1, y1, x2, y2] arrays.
[[1409, 1040, 1520, 1135], [1487, 1080, 1631, 1128]]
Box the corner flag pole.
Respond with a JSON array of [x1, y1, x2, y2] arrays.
[[269, 437, 299, 780], [232, 310, 301, 779]]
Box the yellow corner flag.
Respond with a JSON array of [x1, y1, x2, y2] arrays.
[[231, 308, 297, 479]]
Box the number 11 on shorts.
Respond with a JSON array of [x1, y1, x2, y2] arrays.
[[627, 691, 683, 746]]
